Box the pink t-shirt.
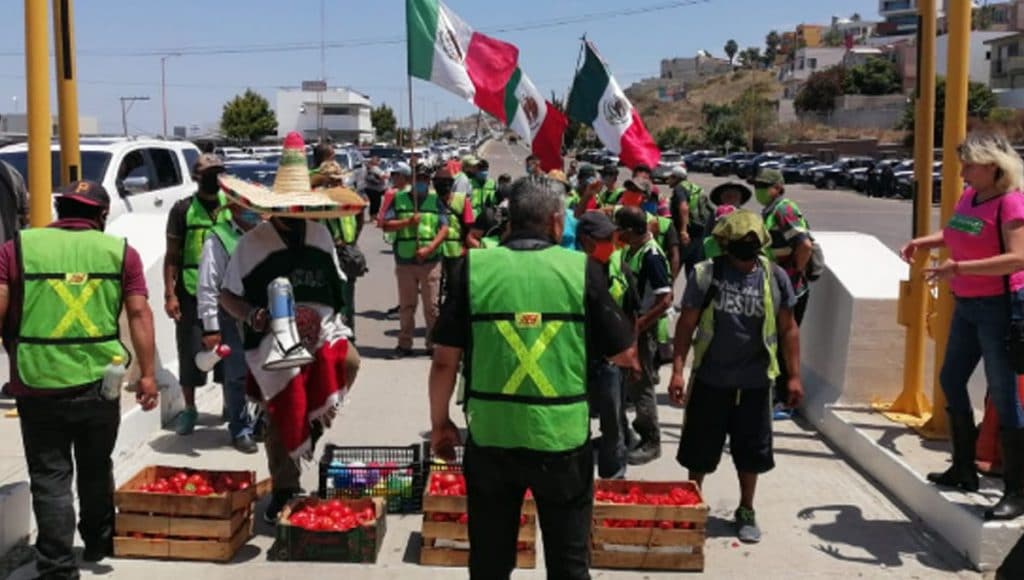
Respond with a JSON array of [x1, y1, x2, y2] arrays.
[[944, 187, 1024, 297]]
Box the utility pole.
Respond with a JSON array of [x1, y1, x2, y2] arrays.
[[120, 96, 150, 137], [25, 0, 50, 227], [53, 0, 81, 185], [160, 54, 180, 137]]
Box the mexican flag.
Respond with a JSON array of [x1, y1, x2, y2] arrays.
[[567, 41, 660, 169], [504, 68, 567, 172], [406, 0, 519, 123]]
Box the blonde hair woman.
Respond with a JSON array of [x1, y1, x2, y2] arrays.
[[900, 131, 1024, 520]]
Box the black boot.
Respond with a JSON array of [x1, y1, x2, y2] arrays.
[[927, 411, 979, 492], [986, 429, 1024, 521]]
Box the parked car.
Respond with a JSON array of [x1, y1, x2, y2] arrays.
[[737, 152, 785, 181], [810, 156, 875, 190], [225, 161, 278, 186], [0, 137, 200, 223], [777, 155, 819, 183], [710, 152, 756, 177], [652, 151, 686, 183], [684, 150, 718, 173], [895, 161, 943, 201]]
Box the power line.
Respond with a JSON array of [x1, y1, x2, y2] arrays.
[[0, 0, 710, 59]]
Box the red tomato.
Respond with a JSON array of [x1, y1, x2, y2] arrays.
[[340, 506, 354, 517], [314, 503, 331, 516], [236, 481, 251, 491], [457, 513, 469, 525], [187, 474, 205, 486], [658, 520, 674, 530], [328, 509, 344, 521], [326, 499, 344, 511], [131, 532, 144, 539], [621, 519, 637, 528], [438, 473, 458, 487], [450, 483, 466, 496], [340, 516, 358, 529], [431, 513, 448, 522], [318, 516, 335, 530], [196, 485, 213, 496], [360, 507, 375, 522], [172, 471, 188, 483]]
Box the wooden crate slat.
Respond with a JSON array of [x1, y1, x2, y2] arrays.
[[593, 503, 708, 523], [114, 466, 257, 519], [420, 546, 536, 569], [115, 508, 250, 540], [113, 516, 252, 562], [592, 526, 704, 547], [421, 518, 536, 542], [591, 548, 704, 571]]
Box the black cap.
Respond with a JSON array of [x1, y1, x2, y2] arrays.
[[623, 179, 651, 194], [614, 205, 649, 234], [58, 180, 110, 209], [576, 211, 616, 240], [577, 164, 598, 182], [600, 164, 619, 176]]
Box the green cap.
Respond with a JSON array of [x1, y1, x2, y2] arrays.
[[461, 154, 479, 166], [712, 209, 770, 247], [751, 168, 784, 187]]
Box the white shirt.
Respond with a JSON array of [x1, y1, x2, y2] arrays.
[[197, 222, 245, 332], [453, 173, 472, 195]]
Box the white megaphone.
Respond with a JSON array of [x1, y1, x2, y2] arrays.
[[262, 277, 315, 371]]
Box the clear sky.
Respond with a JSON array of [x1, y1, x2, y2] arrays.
[[0, 0, 879, 135]]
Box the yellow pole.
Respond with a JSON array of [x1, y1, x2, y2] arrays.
[[883, 0, 937, 424], [916, 0, 972, 440], [53, 0, 81, 186], [25, 0, 52, 228]]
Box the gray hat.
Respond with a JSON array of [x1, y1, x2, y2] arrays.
[[391, 162, 412, 177]]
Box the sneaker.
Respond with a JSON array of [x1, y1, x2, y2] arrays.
[[385, 306, 400, 320], [175, 407, 198, 435], [233, 434, 258, 455], [264, 489, 298, 524], [773, 403, 792, 421], [626, 442, 661, 466], [82, 541, 112, 563], [735, 506, 762, 543], [391, 346, 415, 359]]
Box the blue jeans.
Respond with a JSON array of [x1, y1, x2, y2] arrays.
[[589, 362, 627, 479], [940, 295, 1024, 429], [219, 310, 254, 439]]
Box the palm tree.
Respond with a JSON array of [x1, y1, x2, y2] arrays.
[[724, 39, 739, 66]]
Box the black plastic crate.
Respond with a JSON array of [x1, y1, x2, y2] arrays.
[[318, 444, 423, 514], [422, 442, 464, 475]]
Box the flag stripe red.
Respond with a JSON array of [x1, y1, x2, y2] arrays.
[[465, 32, 519, 123]]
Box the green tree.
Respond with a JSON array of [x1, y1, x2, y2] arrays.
[[724, 39, 739, 65], [823, 28, 844, 47], [371, 104, 397, 139], [220, 89, 277, 143], [735, 85, 776, 151], [794, 66, 847, 114], [843, 57, 901, 95], [764, 31, 781, 67], [900, 76, 999, 146], [655, 126, 686, 151], [700, 102, 745, 149], [739, 47, 763, 69]]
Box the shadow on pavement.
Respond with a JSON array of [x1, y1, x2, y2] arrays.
[[231, 544, 263, 564], [147, 425, 234, 457], [796, 504, 966, 572], [403, 531, 423, 565]]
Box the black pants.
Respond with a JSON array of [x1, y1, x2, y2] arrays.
[[589, 362, 628, 478], [441, 256, 461, 308], [465, 440, 593, 580], [774, 290, 809, 405], [18, 389, 120, 580], [626, 328, 660, 444], [365, 189, 385, 216]]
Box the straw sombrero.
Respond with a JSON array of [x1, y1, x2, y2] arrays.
[[218, 132, 366, 218]]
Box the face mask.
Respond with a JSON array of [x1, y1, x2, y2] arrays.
[[755, 186, 773, 206], [476, 171, 489, 182], [728, 239, 762, 261], [414, 182, 429, 194], [237, 209, 261, 228], [591, 240, 616, 264], [200, 173, 221, 194]]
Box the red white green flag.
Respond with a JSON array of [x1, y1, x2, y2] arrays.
[[567, 41, 660, 169], [406, 0, 519, 123], [504, 68, 567, 172]]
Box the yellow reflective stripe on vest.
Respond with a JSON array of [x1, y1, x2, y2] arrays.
[[493, 319, 563, 397], [48, 278, 104, 337]]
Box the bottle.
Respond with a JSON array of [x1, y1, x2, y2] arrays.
[[195, 344, 231, 373], [101, 356, 126, 400]]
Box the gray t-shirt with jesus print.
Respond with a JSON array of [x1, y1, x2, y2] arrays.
[[681, 259, 796, 389]]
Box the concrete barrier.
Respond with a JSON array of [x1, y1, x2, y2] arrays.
[[801, 231, 1023, 571]]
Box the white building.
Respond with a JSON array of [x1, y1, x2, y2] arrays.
[[778, 47, 847, 98], [0, 113, 100, 136], [275, 87, 373, 144], [936, 30, 1018, 85]]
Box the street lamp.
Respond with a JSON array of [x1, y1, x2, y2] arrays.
[[160, 54, 181, 137], [11, 96, 17, 114]]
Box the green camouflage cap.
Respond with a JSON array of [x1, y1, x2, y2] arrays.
[[751, 167, 785, 186], [712, 209, 770, 247]]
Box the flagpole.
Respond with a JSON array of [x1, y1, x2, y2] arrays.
[[408, 74, 418, 214], [565, 35, 586, 154]]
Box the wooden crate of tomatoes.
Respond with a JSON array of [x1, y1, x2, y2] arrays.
[[113, 466, 268, 562], [590, 480, 708, 572], [419, 472, 537, 569], [268, 496, 386, 562]]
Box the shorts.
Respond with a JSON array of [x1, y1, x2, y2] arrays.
[[675, 382, 774, 474], [175, 292, 220, 388]]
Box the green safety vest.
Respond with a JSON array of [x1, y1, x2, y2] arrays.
[[16, 228, 127, 389], [208, 221, 242, 256], [691, 257, 780, 382], [607, 249, 628, 307], [393, 190, 441, 260], [625, 237, 671, 344], [681, 181, 710, 224], [324, 215, 358, 246], [600, 187, 625, 207], [182, 193, 229, 295], [480, 235, 501, 249], [442, 192, 469, 258], [470, 179, 497, 214], [383, 187, 408, 245], [611, 206, 673, 255], [466, 246, 589, 452]]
